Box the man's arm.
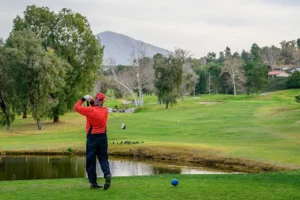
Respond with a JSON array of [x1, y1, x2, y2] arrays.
[[74, 98, 93, 117]]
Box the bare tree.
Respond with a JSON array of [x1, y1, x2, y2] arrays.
[[292, 49, 300, 69], [174, 48, 191, 61], [181, 62, 199, 100], [111, 68, 139, 106], [130, 42, 154, 106], [107, 42, 155, 107], [260, 46, 281, 69], [199, 57, 207, 66], [174, 48, 199, 100], [221, 58, 246, 96], [107, 58, 139, 106], [280, 40, 298, 65]]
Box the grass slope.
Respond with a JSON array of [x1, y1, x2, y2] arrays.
[[0, 89, 299, 167], [0, 170, 299, 200]]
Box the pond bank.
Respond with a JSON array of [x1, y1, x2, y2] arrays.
[[1, 145, 293, 173]]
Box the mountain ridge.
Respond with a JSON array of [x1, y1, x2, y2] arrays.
[[96, 31, 171, 65]]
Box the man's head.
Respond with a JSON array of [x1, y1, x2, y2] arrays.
[[93, 93, 105, 106]]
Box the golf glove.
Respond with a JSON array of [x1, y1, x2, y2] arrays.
[[83, 95, 92, 101]]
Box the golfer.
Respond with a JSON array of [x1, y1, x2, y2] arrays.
[[74, 93, 112, 190]]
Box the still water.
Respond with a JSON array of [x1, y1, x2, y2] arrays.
[[0, 156, 226, 181]]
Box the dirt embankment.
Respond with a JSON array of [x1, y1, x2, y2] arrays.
[[107, 146, 290, 173], [1, 145, 293, 173]]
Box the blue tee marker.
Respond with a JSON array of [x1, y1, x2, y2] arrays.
[[171, 179, 179, 186]]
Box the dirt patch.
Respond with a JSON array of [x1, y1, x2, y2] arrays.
[[198, 101, 222, 105], [270, 108, 289, 115]]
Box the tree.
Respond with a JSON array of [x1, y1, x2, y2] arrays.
[[111, 69, 138, 105], [225, 47, 232, 59], [295, 95, 300, 103], [218, 52, 225, 64], [195, 66, 208, 95], [250, 43, 261, 61], [108, 58, 138, 106], [206, 52, 216, 63], [0, 38, 16, 130], [232, 52, 240, 58], [241, 50, 253, 65], [181, 62, 199, 99], [286, 71, 300, 89], [207, 63, 221, 95], [95, 72, 109, 94], [153, 53, 183, 109], [244, 44, 268, 94], [280, 40, 297, 65], [290, 48, 300, 71], [5, 29, 68, 129], [172, 48, 199, 100], [221, 58, 245, 95], [297, 39, 300, 49], [130, 42, 154, 106], [244, 62, 268, 94], [199, 57, 207, 66], [260, 46, 281, 69], [13, 5, 103, 122]]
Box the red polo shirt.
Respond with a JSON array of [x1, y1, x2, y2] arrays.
[[74, 100, 108, 134]]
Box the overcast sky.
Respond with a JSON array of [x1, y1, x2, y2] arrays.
[[1, 0, 300, 57]]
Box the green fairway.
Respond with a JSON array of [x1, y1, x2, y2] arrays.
[[0, 89, 300, 169], [0, 170, 299, 200]]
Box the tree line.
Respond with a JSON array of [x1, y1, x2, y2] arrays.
[[0, 5, 103, 130], [98, 42, 300, 110]]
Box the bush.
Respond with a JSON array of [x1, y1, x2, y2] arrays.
[[114, 88, 123, 98], [296, 95, 300, 103], [67, 147, 73, 153], [265, 77, 288, 92], [287, 71, 300, 89]]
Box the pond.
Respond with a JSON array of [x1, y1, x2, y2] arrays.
[[0, 155, 228, 181]]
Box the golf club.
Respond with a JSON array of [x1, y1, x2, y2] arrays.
[[109, 112, 126, 130]]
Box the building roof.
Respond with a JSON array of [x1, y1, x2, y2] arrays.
[[268, 70, 289, 75]]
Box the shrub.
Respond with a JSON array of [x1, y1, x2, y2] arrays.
[[295, 95, 300, 103], [265, 77, 288, 92], [287, 71, 300, 89]]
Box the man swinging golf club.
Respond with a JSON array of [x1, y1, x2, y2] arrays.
[[74, 93, 112, 190]]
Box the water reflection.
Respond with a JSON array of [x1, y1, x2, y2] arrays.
[[0, 156, 226, 181]]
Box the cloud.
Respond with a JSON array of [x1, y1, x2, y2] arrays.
[[0, 0, 300, 57], [260, 0, 300, 6]]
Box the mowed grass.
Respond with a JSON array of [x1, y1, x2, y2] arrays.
[[0, 170, 299, 200], [0, 89, 300, 166]]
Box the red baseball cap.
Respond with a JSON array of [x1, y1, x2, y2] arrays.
[[95, 93, 105, 101]]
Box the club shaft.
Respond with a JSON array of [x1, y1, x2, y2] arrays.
[[109, 112, 123, 124]]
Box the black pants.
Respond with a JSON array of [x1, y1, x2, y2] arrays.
[[86, 134, 111, 184]]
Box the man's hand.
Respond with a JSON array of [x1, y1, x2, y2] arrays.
[[84, 95, 92, 101]]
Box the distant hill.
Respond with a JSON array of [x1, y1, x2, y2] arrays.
[[96, 31, 171, 65]]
